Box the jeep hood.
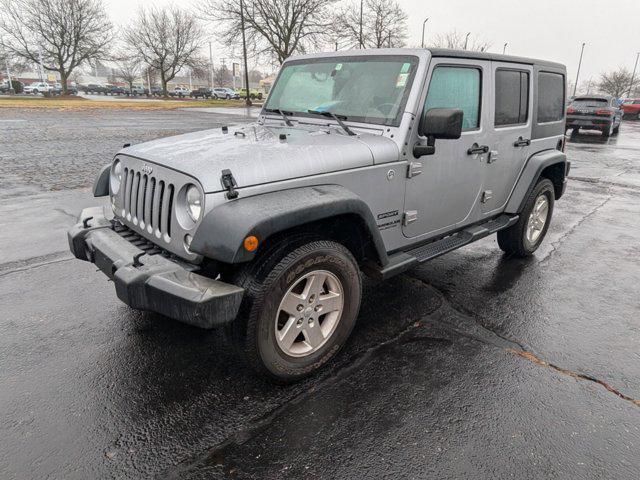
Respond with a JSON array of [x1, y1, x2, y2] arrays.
[[119, 123, 399, 193]]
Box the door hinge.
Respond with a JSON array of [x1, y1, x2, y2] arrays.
[[407, 161, 423, 178], [221, 169, 239, 199], [481, 190, 493, 203], [403, 210, 418, 225]]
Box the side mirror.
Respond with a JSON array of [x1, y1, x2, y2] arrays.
[[419, 108, 464, 139], [414, 108, 464, 158]]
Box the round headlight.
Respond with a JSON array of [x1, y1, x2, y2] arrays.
[[110, 160, 122, 194], [185, 184, 202, 222]]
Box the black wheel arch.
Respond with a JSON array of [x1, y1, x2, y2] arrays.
[[189, 185, 389, 268]]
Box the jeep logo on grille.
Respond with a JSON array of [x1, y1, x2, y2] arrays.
[[141, 164, 153, 174]]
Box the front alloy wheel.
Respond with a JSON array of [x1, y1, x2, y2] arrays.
[[226, 239, 361, 382], [275, 270, 344, 357]]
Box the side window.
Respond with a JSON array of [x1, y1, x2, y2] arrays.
[[495, 69, 529, 126], [537, 72, 565, 123], [424, 66, 481, 131]]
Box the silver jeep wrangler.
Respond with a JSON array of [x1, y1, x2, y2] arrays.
[[69, 48, 569, 381]]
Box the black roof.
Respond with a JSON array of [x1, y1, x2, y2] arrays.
[[428, 48, 566, 71]]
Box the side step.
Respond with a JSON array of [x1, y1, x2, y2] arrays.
[[367, 214, 518, 280]]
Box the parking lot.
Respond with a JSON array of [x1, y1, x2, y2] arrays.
[[1, 107, 639, 479]]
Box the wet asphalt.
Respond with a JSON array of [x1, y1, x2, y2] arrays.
[[1, 108, 639, 479]]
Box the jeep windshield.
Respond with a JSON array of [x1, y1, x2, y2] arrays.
[[264, 55, 418, 127]]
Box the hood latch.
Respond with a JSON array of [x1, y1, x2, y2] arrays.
[[221, 169, 239, 199]]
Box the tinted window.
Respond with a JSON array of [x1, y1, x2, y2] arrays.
[[572, 98, 608, 107], [495, 70, 529, 126], [424, 66, 481, 130], [537, 72, 565, 123]]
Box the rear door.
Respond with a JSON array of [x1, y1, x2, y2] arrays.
[[481, 62, 533, 216], [402, 58, 491, 238]]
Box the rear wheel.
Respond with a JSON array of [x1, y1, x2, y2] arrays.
[[498, 178, 555, 257], [613, 122, 620, 134], [225, 239, 361, 383], [603, 122, 613, 137]]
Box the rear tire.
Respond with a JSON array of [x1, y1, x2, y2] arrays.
[[613, 122, 620, 134], [225, 239, 362, 383], [498, 178, 555, 258], [603, 122, 613, 137]]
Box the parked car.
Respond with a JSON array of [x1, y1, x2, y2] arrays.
[[51, 83, 78, 95], [106, 85, 127, 96], [170, 86, 191, 98], [24, 82, 52, 94], [566, 95, 623, 137], [212, 87, 240, 100], [0, 80, 24, 94], [621, 99, 640, 119], [69, 48, 569, 382], [81, 84, 108, 95], [149, 86, 163, 97], [237, 87, 263, 100], [190, 87, 212, 99], [129, 85, 148, 96]]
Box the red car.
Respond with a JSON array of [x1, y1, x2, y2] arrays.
[[622, 99, 640, 119]]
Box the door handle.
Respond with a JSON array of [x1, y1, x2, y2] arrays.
[[467, 143, 490, 155], [513, 137, 531, 147]]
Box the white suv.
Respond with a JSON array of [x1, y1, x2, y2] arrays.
[[24, 82, 52, 94]]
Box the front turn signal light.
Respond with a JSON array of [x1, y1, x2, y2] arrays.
[[243, 235, 259, 252]]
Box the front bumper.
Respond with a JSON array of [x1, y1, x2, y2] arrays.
[[68, 206, 244, 329]]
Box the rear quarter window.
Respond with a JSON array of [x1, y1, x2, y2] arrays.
[[537, 72, 565, 123]]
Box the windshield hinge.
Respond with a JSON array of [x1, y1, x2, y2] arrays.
[[221, 169, 239, 199], [407, 162, 423, 178]]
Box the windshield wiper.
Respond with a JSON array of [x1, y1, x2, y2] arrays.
[[264, 108, 293, 126], [307, 109, 356, 136]]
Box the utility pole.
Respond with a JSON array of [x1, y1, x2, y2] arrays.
[[573, 42, 585, 97], [240, 0, 251, 107], [37, 46, 45, 81], [209, 41, 214, 88], [503, 43, 508, 54], [586, 77, 592, 95], [464, 32, 471, 50], [628, 52, 640, 98], [359, 0, 364, 48], [421, 18, 429, 49]]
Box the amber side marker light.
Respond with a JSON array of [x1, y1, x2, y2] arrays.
[[244, 235, 259, 252]]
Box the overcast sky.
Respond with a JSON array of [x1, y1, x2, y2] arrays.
[[104, 0, 639, 85]]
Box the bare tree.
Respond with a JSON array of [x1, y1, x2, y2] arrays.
[[430, 31, 491, 52], [214, 64, 233, 87], [598, 67, 639, 99], [114, 56, 141, 93], [0, 0, 113, 94], [334, 0, 407, 49], [125, 7, 204, 96], [201, 0, 335, 65]]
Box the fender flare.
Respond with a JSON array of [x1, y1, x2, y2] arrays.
[[190, 185, 389, 265], [93, 164, 110, 197], [505, 149, 567, 214]]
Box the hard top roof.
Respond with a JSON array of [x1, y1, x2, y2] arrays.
[[286, 48, 565, 71]]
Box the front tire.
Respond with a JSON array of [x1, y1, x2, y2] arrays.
[[226, 240, 362, 382], [498, 178, 555, 257]]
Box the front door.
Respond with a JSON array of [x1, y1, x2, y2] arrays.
[[402, 58, 491, 239], [481, 62, 533, 215]]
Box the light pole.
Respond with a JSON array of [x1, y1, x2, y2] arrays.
[[503, 43, 508, 54], [359, 0, 364, 48], [464, 32, 471, 50], [628, 52, 639, 98], [573, 42, 585, 97], [421, 18, 429, 49], [239, 0, 251, 107], [208, 41, 214, 88]]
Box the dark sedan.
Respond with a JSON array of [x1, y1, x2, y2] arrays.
[[566, 95, 623, 137]]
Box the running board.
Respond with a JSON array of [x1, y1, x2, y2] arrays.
[[366, 214, 518, 280]]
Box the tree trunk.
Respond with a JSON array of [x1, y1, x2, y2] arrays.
[[161, 73, 168, 98], [60, 70, 68, 96]]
